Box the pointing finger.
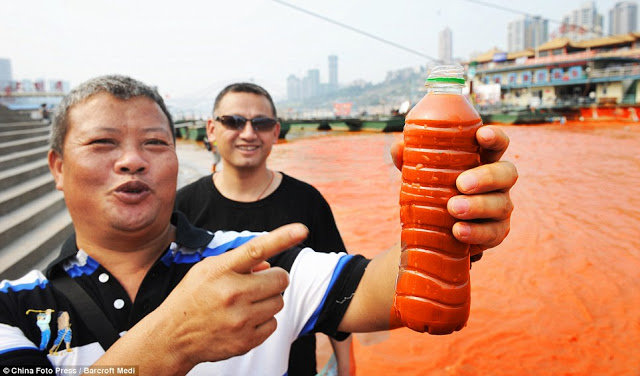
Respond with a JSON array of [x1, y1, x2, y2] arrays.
[[225, 223, 309, 274]]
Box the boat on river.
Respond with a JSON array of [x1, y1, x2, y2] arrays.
[[174, 120, 207, 140], [345, 116, 405, 132], [573, 102, 640, 122], [281, 116, 405, 135], [281, 118, 362, 132], [278, 121, 290, 138], [480, 108, 561, 125], [283, 119, 335, 132]]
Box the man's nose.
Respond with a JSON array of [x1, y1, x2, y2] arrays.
[[115, 148, 148, 173], [239, 120, 258, 137]]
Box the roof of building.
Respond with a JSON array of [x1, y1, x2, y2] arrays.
[[573, 34, 637, 48], [597, 47, 640, 58], [472, 47, 506, 63], [537, 37, 572, 51], [467, 33, 640, 64], [507, 49, 535, 59]]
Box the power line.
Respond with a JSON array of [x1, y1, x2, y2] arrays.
[[461, 0, 613, 37], [271, 0, 441, 63], [461, 0, 570, 27], [460, 0, 527, 17]]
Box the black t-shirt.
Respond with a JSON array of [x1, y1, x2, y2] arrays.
[[175, 172, 347, 375]]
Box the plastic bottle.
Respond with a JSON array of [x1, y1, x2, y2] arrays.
[[394, 64, 483, 335]]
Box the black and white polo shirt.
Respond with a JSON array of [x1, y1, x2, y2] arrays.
[[0, 212, 369, 375]]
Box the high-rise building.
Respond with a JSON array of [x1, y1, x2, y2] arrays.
[[286, 55, 339, 102], [559, 1, 604, 41], [526, 16, 549, 50], [508, 16, 548, 52], [0, 58, 12, 90], [508, 18, 526, 52], [303, 69, 320, 99], [609, 1, 638, 35], [328, 55, 338, 91], [438, 27, 453, 64], [287, 74, 302, 102]]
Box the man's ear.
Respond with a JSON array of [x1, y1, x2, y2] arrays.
[[272, 122, 281, 144], [48, 150, 64, 191], [206, 118, 216, 143]]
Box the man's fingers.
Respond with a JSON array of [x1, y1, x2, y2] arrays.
[[235, 313, 279, 354], [448, 192, 514, 221], [227, 223, 309, 274], [456, 161, 518, 194], [452, 219, 511, 249], [251, 316, 279, 349], [477, 126, 510, 163], [250, 293, 286, 323], [247, 267, 290, 302], [390, 139, 404, 171], [251, 261, 271, 273], [241, 290, 286, 349]]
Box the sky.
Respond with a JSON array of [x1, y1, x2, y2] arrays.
[[0, 0, 632, 110]]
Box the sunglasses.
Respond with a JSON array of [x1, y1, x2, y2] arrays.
[[215, 115, 278, 132]]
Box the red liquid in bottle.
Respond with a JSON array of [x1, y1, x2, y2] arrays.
[[394, 70, 483, 335]]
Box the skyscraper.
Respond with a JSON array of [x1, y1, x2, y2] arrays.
[[438, 27, 453, 64], [328, 55, 338, 92], [286, 55, 339, 101], [508, 18, 526, 52], [609, 1, 638, 35], [287, 74, 302, 102], [302, 69, 320, 99], [508, 16, 548, 52], [0, 58, 12, 90], [559, 1, 604, 41], [526, 16, 549, 50]]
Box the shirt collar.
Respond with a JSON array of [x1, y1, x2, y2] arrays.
[[46, 211, 214, 277], [172, 210, 215, 248]]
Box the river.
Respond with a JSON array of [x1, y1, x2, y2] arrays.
[[177, 121, 640, 375]]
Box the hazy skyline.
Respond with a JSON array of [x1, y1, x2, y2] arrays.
[[1, 0, 632, 104]]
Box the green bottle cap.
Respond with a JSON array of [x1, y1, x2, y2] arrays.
[[425, 77, 465, 85], [425, 65, 466, 86]]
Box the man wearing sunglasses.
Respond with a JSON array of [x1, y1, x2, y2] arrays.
[[175, 83, 356, 376]]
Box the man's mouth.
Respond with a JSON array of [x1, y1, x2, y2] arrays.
[[116, 181, 150, 194], [237, 145, 260, 151]]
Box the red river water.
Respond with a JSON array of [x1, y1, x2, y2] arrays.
[[178, 121, 640, 375]]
